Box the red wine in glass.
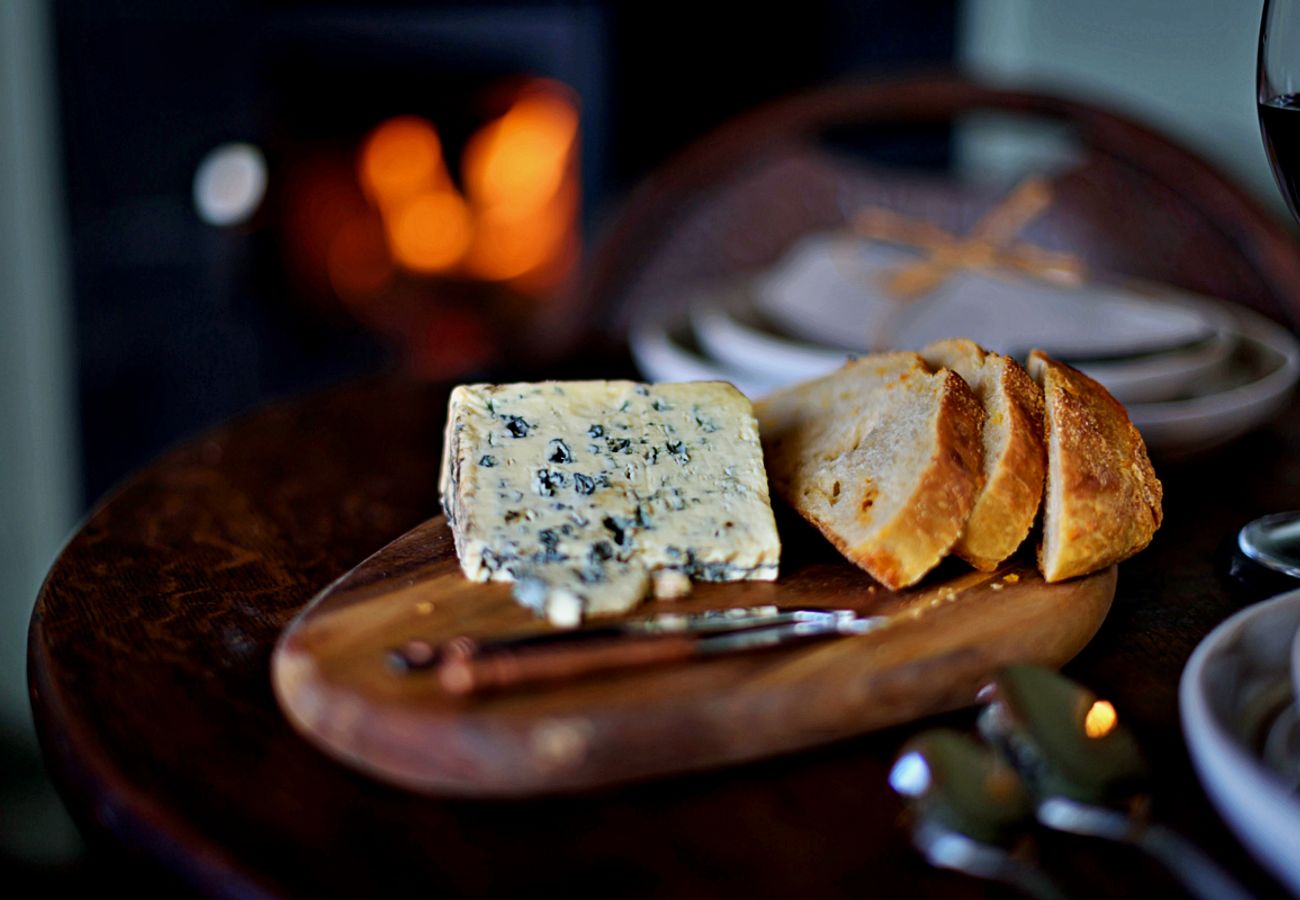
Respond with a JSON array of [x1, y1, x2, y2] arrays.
[[1259, 95, 1300, 221], [1259, 0, 1300, 221]]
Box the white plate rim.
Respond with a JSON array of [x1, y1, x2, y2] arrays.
[[1127, 305, 1300, 424], [628, 317, 785, 398], [691, 300, 850, 380]]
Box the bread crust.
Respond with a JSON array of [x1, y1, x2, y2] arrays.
[[757, 355, 984, 589], [1028, 350, 1162, 581], [921, 339, 1046, 570]]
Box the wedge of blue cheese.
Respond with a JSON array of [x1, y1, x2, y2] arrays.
[[439, 380, 781, 626]]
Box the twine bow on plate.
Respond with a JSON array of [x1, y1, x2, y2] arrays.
[[849, 176, 1087, 302]]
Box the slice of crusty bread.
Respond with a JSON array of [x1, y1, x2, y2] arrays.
[[755, 353, 984, 590], [1027, 350, 1162, 581], [920, 339, 1046, 570]]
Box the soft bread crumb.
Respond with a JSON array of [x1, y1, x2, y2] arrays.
[[755, 353, 984, 589]]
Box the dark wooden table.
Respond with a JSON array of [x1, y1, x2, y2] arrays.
[[28, 374, 1299, 898]]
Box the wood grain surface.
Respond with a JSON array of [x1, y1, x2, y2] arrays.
[[273, 515, 1114, 796], [27, 374, 1300, 898]]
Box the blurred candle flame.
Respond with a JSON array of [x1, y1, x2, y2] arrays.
[[1084, 700, 1118, 738]]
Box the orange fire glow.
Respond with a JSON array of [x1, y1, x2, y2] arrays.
[[327, 214, 393, 303], [385, 190, 474, 274], [463, 86, 579, 216], [352, 79, 580, 295], [1084, 700, 1118, 738], [464, 179, 578, 281], [359, 116, 449, 206]]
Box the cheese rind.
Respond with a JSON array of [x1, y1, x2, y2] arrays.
[[440, 380, 781, 624]]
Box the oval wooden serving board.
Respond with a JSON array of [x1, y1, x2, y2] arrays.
[[273, 514, 1115, 796]]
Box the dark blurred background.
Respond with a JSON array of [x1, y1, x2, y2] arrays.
[[0, 0, 1274, 892], [4, 0, 959, 889], [54, 0, 956, 506]]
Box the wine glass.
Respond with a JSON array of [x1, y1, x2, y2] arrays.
[[1259, 0, 1300, 223], [1246, 3, 1300, 591], [1254, 9, 1300, 811]]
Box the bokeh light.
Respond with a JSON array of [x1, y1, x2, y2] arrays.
[[385, 190, 474, 274], [359, 116, 447, 207], [193, 142, 267, 226]]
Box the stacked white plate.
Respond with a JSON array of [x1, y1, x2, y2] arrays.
[[631, 232, 1300, 457], [1181, 587, 1300, 893]]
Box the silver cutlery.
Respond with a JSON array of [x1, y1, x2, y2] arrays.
[[890, 729, 1068, 900], [977, 665, 1254, 900], [389, 605, 887, 694]]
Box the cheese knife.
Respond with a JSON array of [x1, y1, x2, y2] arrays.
[[390, 607, 887, 695]]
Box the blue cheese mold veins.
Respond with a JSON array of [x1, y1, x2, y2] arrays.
[[438, 380, 782, 626]]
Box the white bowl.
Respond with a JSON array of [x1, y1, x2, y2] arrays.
[[1180, 588, 1300, 894]]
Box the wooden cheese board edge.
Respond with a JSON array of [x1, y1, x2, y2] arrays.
[[272, 518, 1117, 798]]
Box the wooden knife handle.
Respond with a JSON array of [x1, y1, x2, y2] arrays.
[[437, 634, 698, 696]]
